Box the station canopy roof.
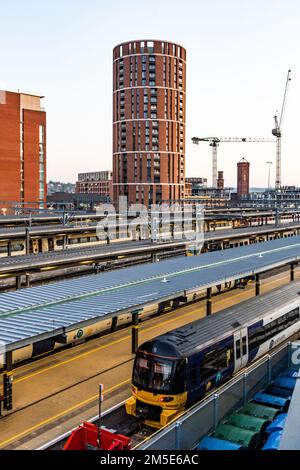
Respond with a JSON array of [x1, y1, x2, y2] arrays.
[[1, 235, 300, 353]]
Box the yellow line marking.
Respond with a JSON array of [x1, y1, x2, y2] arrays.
[[14, 272, 295, 384], [15, 334, 132, 384], [0, 378, 131, 449]]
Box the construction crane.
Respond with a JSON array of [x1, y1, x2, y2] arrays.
[[272, 69, 292, 189], [192, 136, 275, 187]]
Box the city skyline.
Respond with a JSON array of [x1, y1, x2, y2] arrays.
[[0, 0, 299, 187]]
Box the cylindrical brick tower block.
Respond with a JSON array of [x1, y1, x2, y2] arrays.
[[237, 158, 250, 198], [112, 40, 186, 207]]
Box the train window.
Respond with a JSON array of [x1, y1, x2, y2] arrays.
[[68, 238, 79, 245], [278, 314, 287, 324], [242, 336, 247, 355], [12, 244, 25, 252], [248, 308, 300, 351], [287, 308, 300, 326], [200, 346, 229, 382], [235, 340, 241, 360], [133, 353, 180, 394]]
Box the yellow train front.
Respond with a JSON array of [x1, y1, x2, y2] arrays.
[[125, 338, 188, 428]]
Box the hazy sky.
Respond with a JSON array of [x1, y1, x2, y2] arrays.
[[0, 0, 299, 187]]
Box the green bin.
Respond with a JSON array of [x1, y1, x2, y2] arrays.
[[213, 424, 260, 449], [227, 412, 270, 434], [239, 403, 278, 421]]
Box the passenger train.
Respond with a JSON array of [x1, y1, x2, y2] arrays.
[[125, 284, 300, 428], [0, 277, 254, 367], [0, 216, 297, 257]]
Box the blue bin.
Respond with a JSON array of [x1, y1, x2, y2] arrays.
[[197, 436, 246, 450], [273, 376, 296, 391], [265, 385, 292, 399], [252, 392, 289, 411], [266, 413, 287, 434], [262, 431, 283, 450], [280, 369, 299, 379]]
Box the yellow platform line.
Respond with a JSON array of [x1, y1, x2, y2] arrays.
[[0, 378, 131, 449]]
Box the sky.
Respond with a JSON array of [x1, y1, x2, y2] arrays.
[[0, 0, 299, 188]]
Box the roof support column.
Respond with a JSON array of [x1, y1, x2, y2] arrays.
[[63, 235, 68, 250], [290, 263, 295, 282], [3, 350, 13, 411], [255, 273, 260, 296], [206, 287, 212, 316], [131, 310, 140, 354], [16, 275, 22, 290], [25, 228, 30, 255]]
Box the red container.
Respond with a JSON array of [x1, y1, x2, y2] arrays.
[[63, 422, 131, 450]]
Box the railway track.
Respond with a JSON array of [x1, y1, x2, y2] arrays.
[[40, 402, 153, 450]]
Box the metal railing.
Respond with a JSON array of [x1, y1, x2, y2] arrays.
[[138, 342, 293, 450]]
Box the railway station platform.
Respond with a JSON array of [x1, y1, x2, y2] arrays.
[[0, 268, 297, 449], [1, 236, 300, 417]]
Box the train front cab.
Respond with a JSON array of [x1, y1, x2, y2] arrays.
[[125, 349, 187, 428]]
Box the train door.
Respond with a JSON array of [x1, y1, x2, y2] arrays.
[[234, 328, 248, 372], [41, 238, 49, 253], [48, 237, 54, 251]]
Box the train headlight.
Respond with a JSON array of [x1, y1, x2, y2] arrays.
[[159, 397, 174, 402]]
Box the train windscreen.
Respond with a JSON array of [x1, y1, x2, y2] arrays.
[[133, 353, 185, 394]]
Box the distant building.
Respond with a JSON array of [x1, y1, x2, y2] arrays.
[[47, 181, 75, 195], [185, 177, 208, 196], [75, 171, 112, 200], [113, 40, 186, 206], [184, 181, 192, 198], [0, 90, 46, 211], [237, 158, 250, 198], [239, 186, 300, 209], [47, 191, 106, 211]]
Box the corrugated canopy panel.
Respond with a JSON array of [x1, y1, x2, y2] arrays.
[[0, 236, 300, 351]]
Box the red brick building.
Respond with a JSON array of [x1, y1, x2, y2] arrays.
[[113, 40, 186, 206], [0, 91, 46, 211], [75, 171, 112, 200], [237, 157, 250, 198]]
